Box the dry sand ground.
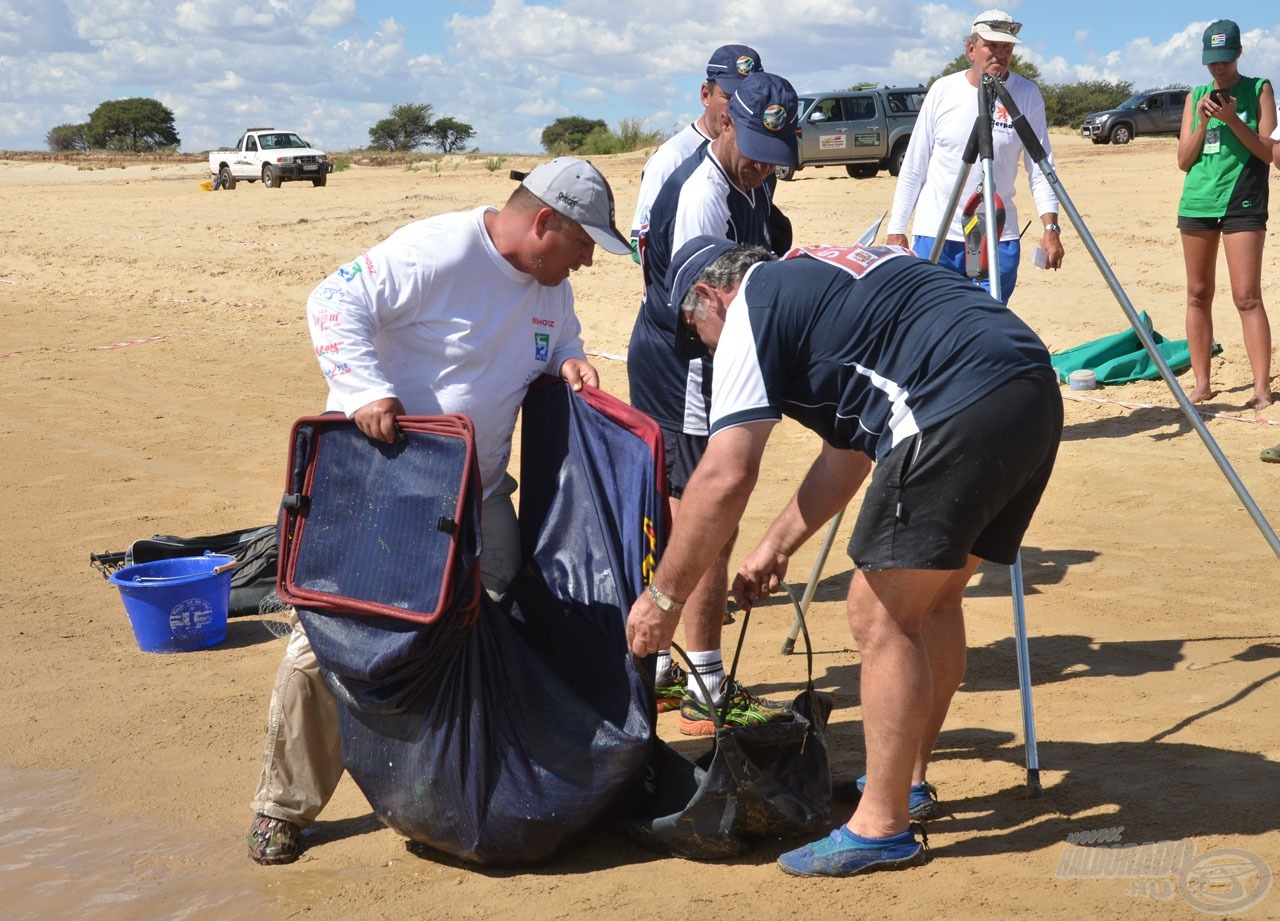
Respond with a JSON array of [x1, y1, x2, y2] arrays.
[[2, 135, 1280, 919]]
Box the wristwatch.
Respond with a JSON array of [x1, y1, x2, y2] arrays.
[[1044, 223, 1062, 234], [648, 583, 685, 614]]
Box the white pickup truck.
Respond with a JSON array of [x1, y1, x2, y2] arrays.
[[209, 128, 333, 189]]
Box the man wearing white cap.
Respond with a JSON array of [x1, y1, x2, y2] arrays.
[[887, 9, 1064, 303], [246, 157, 632, 865], [628, 44, 765, 263]]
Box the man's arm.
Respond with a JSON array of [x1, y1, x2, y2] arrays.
[[886, 85, 940, 243], [1018, 82, 1064, 269], [626, 420, 773, 656], [734, 442, 872, 609]]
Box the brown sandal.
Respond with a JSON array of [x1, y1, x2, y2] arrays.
[[247, 813, 302, 865]]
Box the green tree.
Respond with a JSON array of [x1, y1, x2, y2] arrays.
[[368, 103, 435, 151], [46, 123, 88, 152], [428, 116, 476, 153], [84, 98, 179, 151], [933, 52, 1041, 86], [1042, 79, 1135, 128], [540, 116, 607, 154]]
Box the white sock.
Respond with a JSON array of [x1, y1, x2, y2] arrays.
[[655, 650, 673, 675], [684, 649, 725, 705]]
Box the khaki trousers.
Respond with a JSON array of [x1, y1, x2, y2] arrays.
[[250, 474, 519, 825]]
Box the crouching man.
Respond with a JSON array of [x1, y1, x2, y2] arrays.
[[625, 236, 1062, 877]]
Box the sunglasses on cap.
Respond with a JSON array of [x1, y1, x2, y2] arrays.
[[976, 18, 1022, 36]]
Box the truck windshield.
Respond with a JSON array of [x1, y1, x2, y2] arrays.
[[1116, 95, 1145, 110], [259, 133, 308, 150]]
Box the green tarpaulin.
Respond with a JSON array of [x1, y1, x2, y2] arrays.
[[1049, 312, 1216, 385]]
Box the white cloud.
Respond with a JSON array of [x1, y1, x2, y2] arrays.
[[1, 3, 1277, 157]]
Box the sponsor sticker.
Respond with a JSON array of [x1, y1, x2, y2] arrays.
[[762, 104, 788, 132], [735, 56, 757, 77], [534, 332, 550, 363]]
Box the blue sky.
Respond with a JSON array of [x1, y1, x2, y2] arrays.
[[2, 1, 1277, 154]]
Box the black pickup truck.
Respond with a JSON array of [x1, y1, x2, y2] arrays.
[[1080, 89, 1188, 145]]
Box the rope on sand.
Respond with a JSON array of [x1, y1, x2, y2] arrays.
[[1064, 391, 1280, 426]]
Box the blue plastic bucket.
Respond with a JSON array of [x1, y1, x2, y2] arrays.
[[109, 553, 235, 653]]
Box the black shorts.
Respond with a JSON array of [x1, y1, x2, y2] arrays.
[[662, 429, 708, 499], [849, 370, 1063, 570], [1177, 213, 1268, 233]]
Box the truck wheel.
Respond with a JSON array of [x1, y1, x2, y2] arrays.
[[888, 139, 909, 177], [262, 164, 281, 188], [846, 164, 878, 179], [219, 166, 236, 190], [1111, 124, 1132, 145], [312, 173, 327, 187], [774, 165, 795, 181]]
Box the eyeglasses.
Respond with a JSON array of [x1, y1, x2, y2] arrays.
[[975, 19, 1022, 36]]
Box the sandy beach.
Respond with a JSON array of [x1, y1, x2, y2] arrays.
[[2, 134, 1279, 919]]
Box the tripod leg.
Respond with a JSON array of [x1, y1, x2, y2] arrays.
[[1009, 551, 1043, 797], [780, 509, 844, 655]]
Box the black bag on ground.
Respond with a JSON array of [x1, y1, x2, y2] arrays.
[[90, 524, 278, 616], [622, 597, 834, 860], [288, 382, 667, 865]]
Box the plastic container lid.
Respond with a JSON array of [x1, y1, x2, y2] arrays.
[[1068, 369, 1098, 391]]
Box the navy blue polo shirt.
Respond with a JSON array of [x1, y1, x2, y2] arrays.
[[709, 250, 1052, 459], [628, 145, 777, 435]]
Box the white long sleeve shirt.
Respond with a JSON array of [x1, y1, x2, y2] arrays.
[[888, 70, 1059, 242], [307, 206, 585, 497]]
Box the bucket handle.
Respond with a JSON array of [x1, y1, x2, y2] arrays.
[[131, 559, 238, 583]]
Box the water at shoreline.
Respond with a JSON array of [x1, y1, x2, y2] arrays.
[[0, 766, 273, 920]]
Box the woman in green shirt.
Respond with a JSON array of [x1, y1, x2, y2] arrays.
[[1176, 19, 1275, 411]]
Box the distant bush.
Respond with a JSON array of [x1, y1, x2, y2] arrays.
[[543, 116, 661, 155]]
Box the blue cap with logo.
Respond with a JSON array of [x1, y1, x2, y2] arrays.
[[666, 235, 741, 360], [706, 44, 763, 94], [728, 72, 799, 166]]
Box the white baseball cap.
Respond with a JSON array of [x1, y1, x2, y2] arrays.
[[512, 157, 630, 255], [972, 9, 1022, 44]]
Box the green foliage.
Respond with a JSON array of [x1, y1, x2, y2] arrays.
[[1042, 80, 1135, 127], [925, 52, 1143, 128], [368, 103, 435, 151], [332, 155, 351, 172], [46, 123, 88, 152], [429, 117, 476, 154], [540, 116, 608, 154], [933, 52, 1041, 87], [484, 155, 506, 172], [846, 81, 878, 91], [544, 117, 660, 155], [83, 98, 179, 152]]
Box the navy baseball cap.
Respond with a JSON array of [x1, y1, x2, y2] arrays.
[[706, 44, 763, 94], [728, 72, 799, 166], [667, 235, 740, 360]]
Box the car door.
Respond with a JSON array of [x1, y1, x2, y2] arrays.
[[235, 135, 260, 179], [800, 96, 852, 165], [1163, 91, 1188, 132], [1135, 93, 1165, 135]]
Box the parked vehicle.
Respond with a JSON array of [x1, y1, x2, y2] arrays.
[[209, 128, 333, 189], [1080, 90, 1188, 145], [776, 86, 926, 181]]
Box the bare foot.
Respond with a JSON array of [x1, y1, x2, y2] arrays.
[[1247, 391, 1273, 411], [1188, 383, 1214, 404]]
